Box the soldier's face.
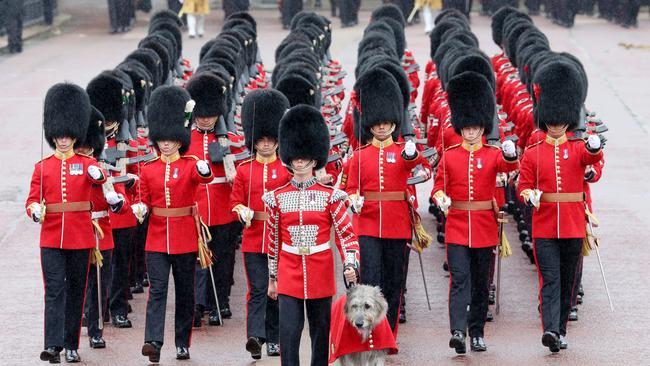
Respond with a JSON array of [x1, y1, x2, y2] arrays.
[[371, 122, 395, 141], [291, 158, 316, 176], [195, 116, 218, 130], [461, 126, 483, 143], [54, 137, 76, 153], [157, 140, 180, 156], [255, 137, 277, 157], [546, 124, 568, 138]]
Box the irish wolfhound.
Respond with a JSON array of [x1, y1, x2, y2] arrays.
[[335, 285, 391, 366]]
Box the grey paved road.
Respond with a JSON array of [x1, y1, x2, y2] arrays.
[[1, 1, 649, 365]]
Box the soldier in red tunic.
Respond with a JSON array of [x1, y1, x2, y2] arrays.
[[518, 61, 603, 353], [26, 84, 107, 363], [432, 72, 519, 354], [138, 86, 213, 362], [264, 105, 359, 366], [186, 72, 241, 325], [86, 72, 138, 329], [345, 68, 426, 332], [76, 106, 130, 350], [230, 89, 291, 360]]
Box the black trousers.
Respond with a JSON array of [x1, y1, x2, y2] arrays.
[[526, 0, 541, 12], [339, 0, 359, 24], [281, 0, 302, 27], [244, 252, 279, 343], [41, 248, 90, 350], [145, 251, 196, 347], [359, 236, 407, 330], [278, 295, 331, 366], [85, 250, 112, 338], [110, 227, 134, 317], [195, 222, 238, 310], [571, 253, 584, 307], [446, 244, 493, 337], [42, 0, 56, 25], [534, 238, 582, 336], [223, 0, 249, 18], [129, 219, 148, 286], [2, 0, 23, 50]]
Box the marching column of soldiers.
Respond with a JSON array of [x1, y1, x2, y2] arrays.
[[27, 4, 611, 365]]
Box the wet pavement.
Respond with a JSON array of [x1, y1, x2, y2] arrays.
[[1, 1, 649, 365]]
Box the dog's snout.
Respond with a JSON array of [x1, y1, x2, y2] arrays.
[[354, 320, 364, 328]]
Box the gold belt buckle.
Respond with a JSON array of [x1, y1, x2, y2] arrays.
[[298, 246, 311, 255]]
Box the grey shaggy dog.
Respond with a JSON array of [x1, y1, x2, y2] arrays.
[[336, 285, 389, 366]]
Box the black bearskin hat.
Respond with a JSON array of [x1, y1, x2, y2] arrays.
[[43, 83, 91, 149], [242, 89, 289, 151], [533, 61, 584, 131], [80, 106, 107, 159], [491, 7, 530, 47], [147, 86, 193, 154], [354, 68, 403, 141], [279, 104, 330, 170], [447, 71, 495, 135], [186, 72, 228, 118], [86, 72, 125, 124], [275, 74, 319, 107], [371, 4, 406, 27]]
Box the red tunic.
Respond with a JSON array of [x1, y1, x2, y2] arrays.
[[433, 143, 518, 247], [26, 152, 107, 249], [186, 128, 238, 226], [264, 178, 360, 299], [345, 139, 425, 239], [329, 294, 398, 363], [518, 135, 603, 239], [140, 154, 213, 254], [230, 155, 291, 253]]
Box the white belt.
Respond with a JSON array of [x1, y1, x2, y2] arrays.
[[208, 177, 228, 184], [281, 242, 330, 256], [92, 210, 109, 219]]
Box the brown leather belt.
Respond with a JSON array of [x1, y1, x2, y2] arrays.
[[46, 201, 92, 213], [450, 200, 494, 211], [152, 205, 198, 217], [363, 191, 407, 201], [541, 192, 584, 203], [253, 211, 269, 221]]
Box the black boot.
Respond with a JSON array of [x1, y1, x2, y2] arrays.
[[470, 336, 487, 352], [111, 315, 132, 328], [449, 330, 466, 354], [246, 337, 263, 360], [542, 331, 560, 353], [64, 349, 81, 363], [89, 336, 106, 349], [39, 347, 61, 363], [141, 341, 162, 363], [176, 347, 190, 360]]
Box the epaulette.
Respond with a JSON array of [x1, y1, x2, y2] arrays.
[[37, 153, 55, 163], [444, 143, 461, 152], [328, 188, 349, 204], [261, 191, 276, 209], [526, 140, 543, 149], [355, 143, 371, 152], [237, 158, 254, 167]]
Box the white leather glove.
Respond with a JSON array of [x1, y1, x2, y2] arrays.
[[87, 165, 103, 180], [238, 206, 254, 227], [131, 203, 148, 217], [521, 189, 542, 209], [404, 140, 417, 158], [434, 192, 451, 215], [587, 134, 601, 150], [105, 191, 122, 205], [31, 207, 42, 223], [350, 195, 364, 214], [196, 160, 211, 176], [502, 140, 517, 158]]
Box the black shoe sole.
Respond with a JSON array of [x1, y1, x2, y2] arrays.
[[141, 344, 161, 363], [471, 344, 487, 352], [176, 353, 190, 360], [449, 338, 466, 354], [542, 333, 560, 353], [40, 351, 59, 363], [89, 342, 106, 349], [246, 338, 262, 360]]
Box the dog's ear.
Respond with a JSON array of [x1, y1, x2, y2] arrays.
[[373, 286, 389, 313]]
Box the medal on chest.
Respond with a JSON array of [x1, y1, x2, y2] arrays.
[[271, 168, 277, 180], [386, 151, 396, 163], [70, 163, 83, 175], [476, 158, 483, 170], [563, 148, 569, 160], [172, 167, 179, 179]]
